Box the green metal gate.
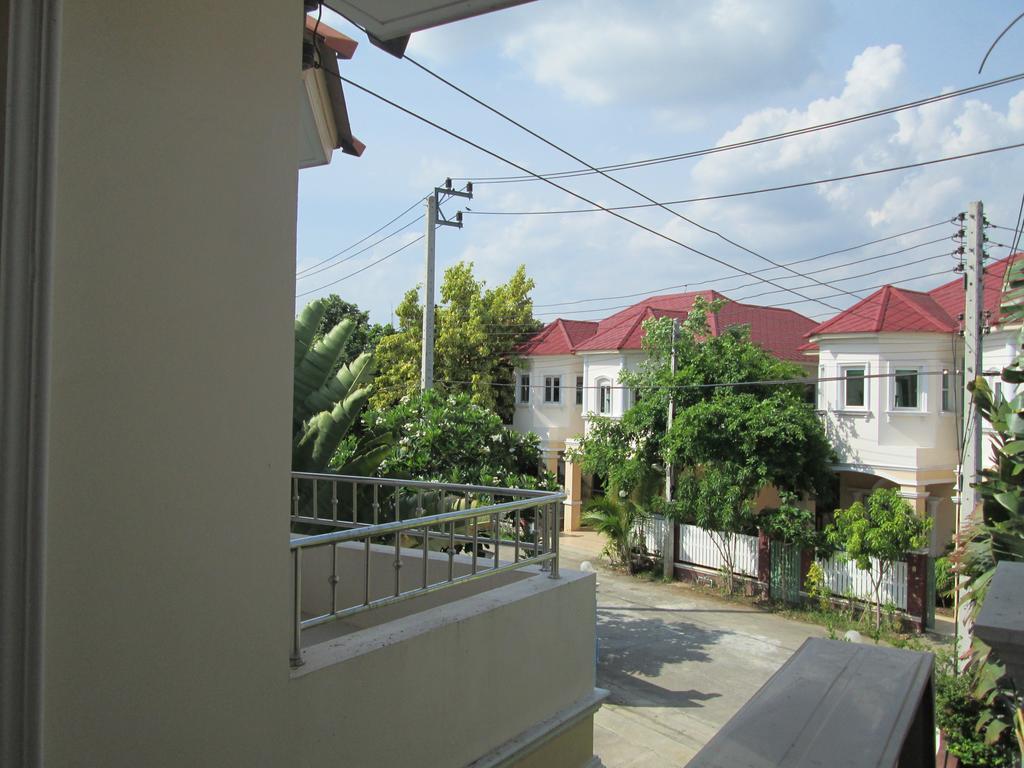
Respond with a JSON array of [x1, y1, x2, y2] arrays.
[[770, 541, 801, 604]]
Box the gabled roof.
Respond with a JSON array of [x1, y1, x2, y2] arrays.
[[516, 318, 598, 356], [518, 290, 817, 362], [806, 253, 1020, 339]]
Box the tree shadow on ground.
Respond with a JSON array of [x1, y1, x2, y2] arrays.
[[597, 608, 727, 709]]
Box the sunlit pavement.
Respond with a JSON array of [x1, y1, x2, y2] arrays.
[[559, 531, 827, 768]]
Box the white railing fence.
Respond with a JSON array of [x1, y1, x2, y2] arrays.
[[677, 524, 759, 577], [636, 515, 669, 556], [817, 554, 908, 611]]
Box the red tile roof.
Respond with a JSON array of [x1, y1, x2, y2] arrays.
[[806, 253, 1020, 339], [519, 290, 817, 362]]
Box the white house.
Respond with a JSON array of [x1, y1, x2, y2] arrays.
[[513, 290, 819, 528], [805, 254, 1020, 554]]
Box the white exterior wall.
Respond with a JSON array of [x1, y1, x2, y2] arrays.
[[513, 351, 650, 450], [513, 354, 585, 453], [816, 333, 960, 477]]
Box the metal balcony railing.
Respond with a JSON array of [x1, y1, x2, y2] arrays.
[[289, 472, 565, 666]]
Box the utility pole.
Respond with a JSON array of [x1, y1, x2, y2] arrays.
[[420, 193, 437, 391], [663, 318, 679, 580], [420, 179, 472, 392], [956, 199, 985, 667]]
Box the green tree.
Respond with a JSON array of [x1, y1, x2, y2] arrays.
[[825, 488, 931, 629], [371, 262, 541, 422], [292, 299, 391, 479], [675, 464, 754, 593], [574, 297, 829, 499], [364, 389, 555, 489], [312, 294, 394, 377]]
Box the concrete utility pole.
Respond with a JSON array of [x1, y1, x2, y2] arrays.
[[420, 193, 437, 391], [420, 180, 472, 392], [663, 318, 679, 580], [959, 200, 985, 533], [956, 199, 986, 667]]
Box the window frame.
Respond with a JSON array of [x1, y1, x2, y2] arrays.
[[941, 370, 956, 412], [840, 364, 868, 410], [543, 375, 561, 404], [518, 373, 530, 404], [892, 367, 920, 410], [596, 378, 612, 415]]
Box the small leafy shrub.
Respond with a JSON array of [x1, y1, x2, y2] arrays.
[[582, 496, 648, 574], [804, 561, 830, 612], [935, 653, 1016, 767]]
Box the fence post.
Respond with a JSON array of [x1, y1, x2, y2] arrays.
[[905, 552, 929, 632], [757, 529, 770, 588]]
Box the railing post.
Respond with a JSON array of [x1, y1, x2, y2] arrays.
[[292, 476, 299, 519], [493, 512, 500, 569], [372, 483, 380, 525], [514, 507, 521, 563], [539, 505, 550, 572], [422, 524, 430, 589], [394, 532, 402, 597], [550, 501, 560, 579], [448, 521, 455, 582], [290, 547, 304, 667], [330, 542, 339, 615], [331, 479, 338, 522]]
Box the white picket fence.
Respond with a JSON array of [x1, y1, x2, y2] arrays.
[[677, 524, 759, 577], [636, 515, 670, 556], [817, 554, 908, 611]]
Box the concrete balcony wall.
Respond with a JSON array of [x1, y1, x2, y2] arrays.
[[289, 569, 601, 767]]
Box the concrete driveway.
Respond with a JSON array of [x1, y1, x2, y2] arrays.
[[559, 531, 826, 768]]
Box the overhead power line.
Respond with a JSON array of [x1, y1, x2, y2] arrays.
[[535, 265, 955, 318], [466, 142, 1024, 216], [454, 71, 1024, 185], [399, 58, 872, 316], [327, 70, 861, 317], [533, 228, 950, 310], [296, 196, 424, 276], [296, 215, 421, 280], [438, 369, 952, 393], [296, 233, 425, 298]]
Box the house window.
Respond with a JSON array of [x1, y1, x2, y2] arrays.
[[575, 375, 584, 406], [518, 374, 530, 404], [544, 375, 561, 403], [942, 371, 952, 412], [842, 366, 866, 408], [599, 383, 612, 414], [894, 369, 919, 409], [817, 366, 825, 409]]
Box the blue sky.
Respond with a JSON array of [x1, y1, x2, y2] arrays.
[[297, 1, 1024, 327]]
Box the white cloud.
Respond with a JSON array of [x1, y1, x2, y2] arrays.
[[502, 0, 832, 108]]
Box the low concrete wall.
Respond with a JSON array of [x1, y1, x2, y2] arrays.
[[289, 568, 600, 768]]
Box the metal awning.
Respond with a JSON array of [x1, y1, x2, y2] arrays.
[[325, 0, 535, 56]]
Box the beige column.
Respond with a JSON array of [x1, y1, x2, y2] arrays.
[[542, 452, 559, 477], [899, 485, 930, 517], [563, 455, 584, 532]]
